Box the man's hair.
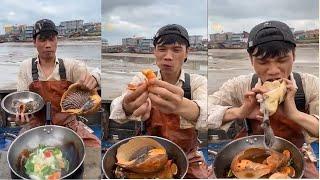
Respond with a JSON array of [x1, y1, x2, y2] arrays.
[[34, 31, 57, 41], [247, 28, 295, 59], [155, 34, 189, 48]]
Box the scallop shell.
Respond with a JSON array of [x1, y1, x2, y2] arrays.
[[116, 137, 168, 173], [60, 83, 101, 115]]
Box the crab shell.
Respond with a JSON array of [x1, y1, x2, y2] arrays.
[[60, 83, 101, 115], [231, 148, 289, 179], [116, 137, 168, 174]]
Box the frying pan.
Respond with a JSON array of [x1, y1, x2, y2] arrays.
[[7, 125, 86, 179], [102, 135, 188, 179], [210, 135, 305, 178]]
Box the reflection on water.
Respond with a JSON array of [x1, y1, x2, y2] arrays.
[[0, 41, 101, 90]]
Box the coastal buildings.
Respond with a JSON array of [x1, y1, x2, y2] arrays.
[[1, 20, 101, 42]]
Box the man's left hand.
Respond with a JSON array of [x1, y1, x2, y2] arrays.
[[78, 73, 98, 90], [278, 78, 299, 120], [148, 79, 184, 114]]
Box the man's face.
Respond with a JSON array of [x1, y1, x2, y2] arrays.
[[33, 32, 57, 60], [250, 50, 295, 83], [154, 43, 188, 76]]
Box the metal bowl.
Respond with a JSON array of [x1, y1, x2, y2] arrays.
[[1, 91, 44, 115]]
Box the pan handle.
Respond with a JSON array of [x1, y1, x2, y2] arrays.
[[3, 132, 17, 140], [208, 149, 218, 156], [46, 102, 52, 125]]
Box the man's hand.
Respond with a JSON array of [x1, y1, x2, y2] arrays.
[[148, 79, 184, 114], [78, 73, 98, 90], [239, 90, 262, 120], [123, 82, 150, 119], [8, 113, 32, 125], [273, 78, 299, 120]]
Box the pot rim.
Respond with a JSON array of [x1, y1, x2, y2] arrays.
[[7, 125, 86, 179]]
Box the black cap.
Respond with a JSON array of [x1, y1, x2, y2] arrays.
[[33, 19, 58, 39], [247, 20, 296, 50], [153, 24, 190, 47]]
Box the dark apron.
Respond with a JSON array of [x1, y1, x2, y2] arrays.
[[235, 110, 319, 178], [20, 58, 100, 147], [146, 107, 209, 179]]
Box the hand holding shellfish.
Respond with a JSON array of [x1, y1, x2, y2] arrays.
[[77, 72, 98, 90]]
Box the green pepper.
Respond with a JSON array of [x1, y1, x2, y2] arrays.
[[24, 159, 34, 174]]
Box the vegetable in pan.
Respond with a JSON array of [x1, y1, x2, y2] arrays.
[[24, 145, 69, 180]]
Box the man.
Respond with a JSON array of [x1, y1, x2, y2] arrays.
[[208, 20, 319, 178], [14, 19, 100, 147], [110, 24, 209, 178]]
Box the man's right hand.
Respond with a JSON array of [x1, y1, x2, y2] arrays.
[[238, 90, 261, 120], [7, 113, 31, 125], [123, 82, 151, 119]]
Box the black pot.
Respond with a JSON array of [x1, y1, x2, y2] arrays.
[[211, 135, 305, 178], [102, 135, 188, 179]]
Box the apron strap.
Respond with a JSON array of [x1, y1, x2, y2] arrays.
[[58, 58, 67, 80], [31, 58, 67, 81], [31, 57, 39, 81]]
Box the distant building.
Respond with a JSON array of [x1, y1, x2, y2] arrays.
[[24, 26, 34, 40], [138, 38, 154, 53], [4, 25, 14, 34], [189, 35, 203, 47], [58, 20, 84, 36]]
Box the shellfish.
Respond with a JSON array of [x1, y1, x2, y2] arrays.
[[262, 80, 287, 116], [12, 99, 38, 114], [127, 69, 156, 91], [116, 137, 168, 174], [230, 148, 291, 179], [60, 83, 101, 115]]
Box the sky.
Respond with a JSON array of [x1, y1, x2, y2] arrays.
[[0, 0, 100, 34], [102, 0, 207, 45], [208, 0, 319, 34]]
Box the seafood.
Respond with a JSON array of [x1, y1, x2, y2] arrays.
[[60, 83, 101, 115], [12, 99, 39, 114], [262, 80, 287, 116], [115, 137, 178, 178], [127, 69, 156, 91], [230, 148, 294, 179]]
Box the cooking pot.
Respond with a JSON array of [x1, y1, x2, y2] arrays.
[[7, 125, 85, 179], [102, 135, 188, 179], [210, 135, 305, 178]]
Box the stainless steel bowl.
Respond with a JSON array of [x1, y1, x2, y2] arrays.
[[1, 91, 44, 115]]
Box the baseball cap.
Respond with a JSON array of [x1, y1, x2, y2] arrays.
[[33, 19, 58, 39], [153, 24, 190, 47], [247, 20, 296, 50]]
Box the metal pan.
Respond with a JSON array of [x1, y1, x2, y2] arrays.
[[210, 135, 304, 178], [102, 135, 188, 179], [7, 125, 85, 179]]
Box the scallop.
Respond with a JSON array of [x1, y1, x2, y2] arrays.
[[60, 83, 101, 115]]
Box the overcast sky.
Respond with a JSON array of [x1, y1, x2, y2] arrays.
[[0, 0, 100, 34], [208, 0, 319, 34], [102, 0, 207, 45]]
